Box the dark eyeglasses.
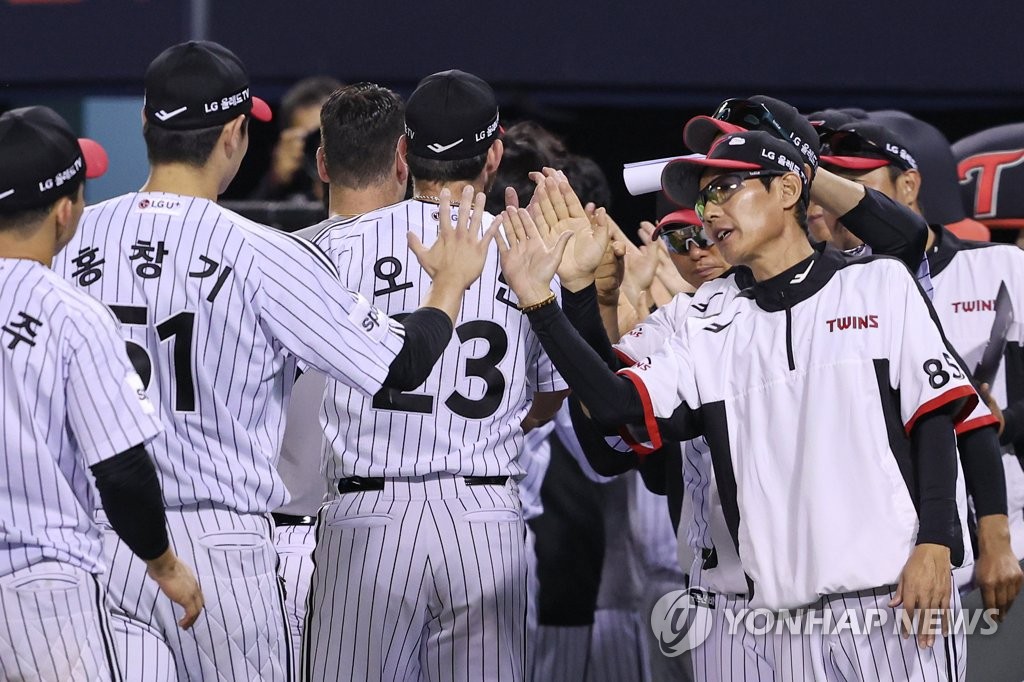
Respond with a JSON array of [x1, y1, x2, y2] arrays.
[[659, 224, 709, 253], [820, 130, 916, 171], [695, 170, 786, 220]]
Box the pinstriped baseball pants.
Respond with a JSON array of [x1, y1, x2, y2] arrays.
[[303, 474, 527, 682], [0, 561, 121, 681], [101, 503, 291, 681]]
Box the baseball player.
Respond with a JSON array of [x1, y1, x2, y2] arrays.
[[273, 82, 410, 678], [0, 106, 203, 681], [500, 131, 972, 680], [568, 202, 772, 682], [52, 44, 498, 681], [818, 119, 1024, 596], [304, 70, 568, 682]]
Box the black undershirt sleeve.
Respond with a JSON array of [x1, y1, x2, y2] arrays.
[[90, 445, 169, 561], [911, 411, 960, 548], [526, 302, 644, 430], [958, 424, 1008, 517], [382, 307, 453, 391], [567, 396, 640, 476], [560, 284, 620, 370], [838, 188, 928, 271]]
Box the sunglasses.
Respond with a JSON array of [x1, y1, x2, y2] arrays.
[[712, 98, 793, 144], [820, 130, 916, 171], [695, 170, 786, 220], [659, 224, 710, 253]]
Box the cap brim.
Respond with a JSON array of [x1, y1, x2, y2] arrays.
[[820, 155, 889, 171], [250, 96, 273, 122], [657, 209, 702, 233], [79, 138, 109, 179], [683, 116, 747, 154], [661, 156, 762, 207]]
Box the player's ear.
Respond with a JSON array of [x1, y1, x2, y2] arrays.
[[777, 172, 803, 210], [316, 146, 330, 184], [897, 169, 922, 209], [484, 139, 503, 177], [395, 143, 409, 186], [397, 135, 408, 163], [222, 115, 247, 158], [51, 190, 80, 251]]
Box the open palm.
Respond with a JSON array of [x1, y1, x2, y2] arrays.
[[527, 174, 609, 288], [497, 206, 572, 308]]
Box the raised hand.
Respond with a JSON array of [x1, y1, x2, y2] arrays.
[[638, 220, 690, 296], [594, 240, 626, 306], [408, 186, 500, 289], [496, 206, 572, 308], [525, 173, 609, 291]]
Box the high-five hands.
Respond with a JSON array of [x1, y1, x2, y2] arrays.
[[526, 169, 610, 292], [496, 205, 573, 308], [409, 186, 502, 323]]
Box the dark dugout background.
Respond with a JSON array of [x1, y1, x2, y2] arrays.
[[3, 0, 1023, 231]]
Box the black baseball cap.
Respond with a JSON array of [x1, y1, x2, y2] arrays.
[[662, 131, 808, 208], [820, 122, 919, 172], [405, 70, 500, 161], [0, 106, 109, 213], [144, 40, 272, 131], [806, 108, 864, 137], [684, 96, 820, 170]]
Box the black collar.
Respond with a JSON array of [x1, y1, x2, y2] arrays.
[[735, 241, 844, 312], [925, 224, 960, 277]]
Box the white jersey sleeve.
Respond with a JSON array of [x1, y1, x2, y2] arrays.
[[613, 277, 736, 363], [887, 263, 978, 433], [617, 331, 701, 452], [66, 305, 162, 464], [252, 239, 406, 397]]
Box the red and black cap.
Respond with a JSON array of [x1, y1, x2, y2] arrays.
[[684, 96, 820, 170], [405, 70, 500, 161], [657, 208, 702, 231], [144, 41, 272, 131], [661, 130, 808, 208], [820, 121, 918, 172], [0, 106, 109, 213]]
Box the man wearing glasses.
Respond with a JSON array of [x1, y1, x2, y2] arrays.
[[501, 130, 971, 681]]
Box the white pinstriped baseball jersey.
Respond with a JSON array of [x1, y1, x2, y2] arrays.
[[0, 258, 161, 577], [312, 199, 566, 479], [52, 192, 405, 513], [620, 250, 976, 610]]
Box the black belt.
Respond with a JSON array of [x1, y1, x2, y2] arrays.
[[337, 475, 509, 494], [271, 512, 316, 527]]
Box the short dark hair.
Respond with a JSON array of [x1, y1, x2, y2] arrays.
[[407, 150, 489, 184], [0, 183, 82, 232], [143, 119, 240, 167], [281, 76, 344, 127], [485, 121, 567, 213], [0, 202, 55, 232], [320, 83, 405, 189]]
